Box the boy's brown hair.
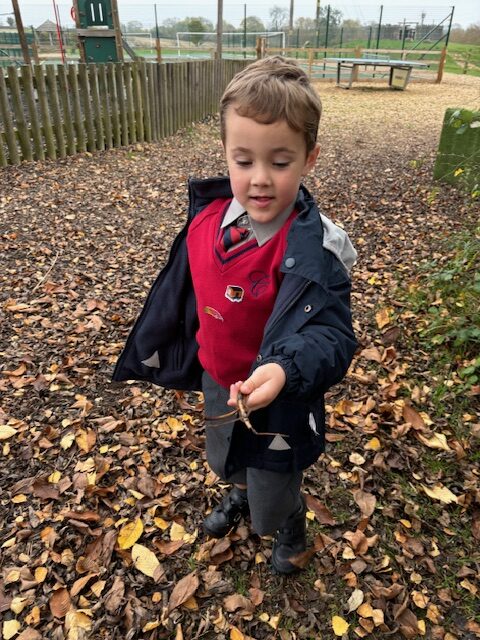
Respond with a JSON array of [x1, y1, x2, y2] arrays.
[[220, 56, 322, 154]]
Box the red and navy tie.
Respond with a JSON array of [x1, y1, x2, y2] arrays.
[[222, 224, 250, 251]]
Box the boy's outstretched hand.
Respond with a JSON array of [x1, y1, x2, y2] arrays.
[[228, 363, 286, 412]]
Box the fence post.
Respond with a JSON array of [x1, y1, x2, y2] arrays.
[[353, 46, 362, 82], [7, 65, 33, 162], [436, 47, 447, 84], [0, 68, 20, 164]]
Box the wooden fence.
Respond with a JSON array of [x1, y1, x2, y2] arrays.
[[0, 59, 249, 166]]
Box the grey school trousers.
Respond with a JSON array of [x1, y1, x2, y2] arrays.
[[202, 371, 303, 536]]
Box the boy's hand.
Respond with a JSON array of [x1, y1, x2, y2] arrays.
[[227, 363, 286, 412]]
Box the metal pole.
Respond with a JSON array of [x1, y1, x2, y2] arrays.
[[367, 25, 372, 48], [401, 18, 407, 58], [376, 4, 383, 50], [216, 0, 223, 60], [445, 6, 454, 47], [52, 0, 66, 63], [11, 0, 31, 64], [339, 26, 343, 50], [289, 0, 294, 32], [323, 4, 330, 76], [315, 0, 321, 56], [154, 4, 162, 63]]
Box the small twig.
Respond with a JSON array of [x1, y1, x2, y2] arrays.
[[31, 251, 60, 294]]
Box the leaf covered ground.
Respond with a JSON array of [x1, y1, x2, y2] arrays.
[[1, 74, 479, 640]]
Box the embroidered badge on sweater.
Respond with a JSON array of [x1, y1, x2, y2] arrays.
[[225, 285, 244, 303]]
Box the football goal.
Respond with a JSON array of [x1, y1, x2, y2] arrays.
[[175, 31, 286, 56]]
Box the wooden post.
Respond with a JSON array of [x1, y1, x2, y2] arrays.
[[352, 46, 362, 82], [72, 0, 86, 63], [154, 4, 162, 64], [111, 0, 124, 62], [216, 0, 223, 60], [11, 0, 31, 65], [436, 46, 447, 84]]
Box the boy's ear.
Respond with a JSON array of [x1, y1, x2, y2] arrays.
[[304, 142, 320, 174]]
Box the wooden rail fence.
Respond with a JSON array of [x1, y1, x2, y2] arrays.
[[0, 59, 249, 167]]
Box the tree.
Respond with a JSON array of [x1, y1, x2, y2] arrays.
[[239, 16, 265, 33], [187, 18, 206, 45], [294, 17, 316, 31], [126, 20, 145, 33], [7, 16, 15, 27], [269, 5, 288, 31]]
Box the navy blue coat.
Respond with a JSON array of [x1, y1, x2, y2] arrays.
[[113, 177, 357, 474]]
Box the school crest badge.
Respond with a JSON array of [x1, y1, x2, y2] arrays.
[[225, 285, 244, 303]]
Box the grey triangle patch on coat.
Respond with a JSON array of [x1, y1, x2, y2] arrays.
[[141, 351, 160, 368], [268, 434, 291, 451]]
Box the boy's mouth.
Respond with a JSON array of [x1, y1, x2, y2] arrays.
[[250, 196, 274, 208]]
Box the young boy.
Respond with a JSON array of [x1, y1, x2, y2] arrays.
[[113, 56, 357, 574]]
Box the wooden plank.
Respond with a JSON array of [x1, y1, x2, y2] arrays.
[[124, 62, 136, 144], [147, 62, 157, 141], [57, 64, 76, 156], [78, 63, 95, 152], [132, 62, 144, 142], [22, 65, 44, 162], [88, 63, 104, 150], [45, 65, 66, 158], [0, 68, 20, 164], [173, 63, 180, 132], [140, 61, 151, 142], [98, 64, 112, 149], [0, 130, 7, 167], [165, 62, 174, 136], [34, 65, 56, 160], [107, 63, 121, 147], [68, 64, 85, 153], [115, 63, 129, 146], [7, 66, 33, 161], [158, 62, 166, 139]]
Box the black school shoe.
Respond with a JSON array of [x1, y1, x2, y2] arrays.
[[203, 487, 249, 538], [271, 496, 307, 575]]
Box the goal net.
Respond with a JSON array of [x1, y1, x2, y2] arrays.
[[175, 31, 285, 55]]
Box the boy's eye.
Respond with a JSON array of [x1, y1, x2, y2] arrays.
[[235, 160, 252, 167], [273, 162, 290, 168]]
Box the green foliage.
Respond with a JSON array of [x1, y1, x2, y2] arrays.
[[405, 225, 480, 392]]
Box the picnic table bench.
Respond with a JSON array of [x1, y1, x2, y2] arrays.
[[325, 55, 430, 90]]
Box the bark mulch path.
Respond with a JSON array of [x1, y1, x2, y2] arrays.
[[1, 73, 479, 640]]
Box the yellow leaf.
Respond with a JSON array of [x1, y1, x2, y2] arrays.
[[170, 522, 186, 541], [268, 615, 281, 630], [418, 619, 426, 635], [49, 471, 62, 483], [142, 620, 161, 632], [357, 603, 374, 619], [421, 484, 458, 504], [417, 433, 451, 452], [154, 517, 169, 530], [375, 307, 392, 330], [90, 580, 106, 598], [372, 609, 385, 626], [131, 544, 163, 579], [118, 519, 143, 549], [60, 433, 75, 450], [11, 494, 27, 504], [35, 567, 48, 583], [230, 626, 245, 640], [255, 552, 266, 564], [0, 425, 17, 440], [25, 605, 40, 625], [332, 615, 349, 636], [365, 437, 381, 451], [4, 569, 20, 584], [3, 619, 20, 640], [10, 596, 28, 614], [166, 417, 185, 432]]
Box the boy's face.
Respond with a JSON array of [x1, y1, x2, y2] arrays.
[[223, 105, 319, 224]]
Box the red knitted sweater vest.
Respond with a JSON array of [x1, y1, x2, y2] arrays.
[[187, 198, 296, 388]]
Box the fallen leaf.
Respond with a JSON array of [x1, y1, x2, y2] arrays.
[[131, 544, 165, 581], [168, 571, 200, 613], [332, 615, 349, 636], [422, 484, 458, 504], [118, 519, 144, 549], [49, 587, 71, 618]]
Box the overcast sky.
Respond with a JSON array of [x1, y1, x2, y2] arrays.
[[2, 1, 477, 30]]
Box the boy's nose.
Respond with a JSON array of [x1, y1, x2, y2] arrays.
[[252, 164, 271, 187], [251, 166, 272, 186]]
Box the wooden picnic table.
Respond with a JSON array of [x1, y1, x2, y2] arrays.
[[325, 57, 430, 90]]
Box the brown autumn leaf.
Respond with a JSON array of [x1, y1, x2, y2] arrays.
[[49, 587, 71, 618], [168, 572, 200, 613], [353, 489, 377, 517], [305, 494, 337, 525], [223, 593, 255, 616], [402, 404, 426, 429]]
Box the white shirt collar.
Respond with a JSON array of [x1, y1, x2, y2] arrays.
[[221, 197, 295, 247]]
